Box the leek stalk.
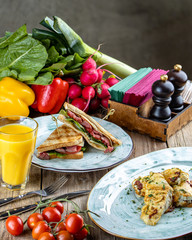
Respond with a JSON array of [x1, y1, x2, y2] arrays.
[[39, 16, 137, 79]]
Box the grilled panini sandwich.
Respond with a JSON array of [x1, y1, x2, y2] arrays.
[[58, 102, 122, 153], [37, 124, 84, 160]]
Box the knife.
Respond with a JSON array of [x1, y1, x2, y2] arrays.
[[0, 190, 90, 220]]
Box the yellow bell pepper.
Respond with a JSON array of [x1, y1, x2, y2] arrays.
[[0, 77, 35, 117]]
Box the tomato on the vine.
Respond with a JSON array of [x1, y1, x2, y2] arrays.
[[38, 232, 55, 240], [6, 215, 23, 236], [42, 207, 61, 223], [56, 230, 74, 240], [32, 221, 51, 240], [65, 213, 84, 234], [49, 201, 64, 214], [27, 212, 44, 229], [74, 227, 88, 240], [55, 221, 67, 233]]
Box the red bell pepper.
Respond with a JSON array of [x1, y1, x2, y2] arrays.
[[31, 78, 69, 114]]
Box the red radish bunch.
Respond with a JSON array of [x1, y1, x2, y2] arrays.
[[67, 51, 120, 112]]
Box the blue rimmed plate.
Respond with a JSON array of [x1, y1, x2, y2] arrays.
[[87, 147, 192, 240], [32, 115, 133, 172]]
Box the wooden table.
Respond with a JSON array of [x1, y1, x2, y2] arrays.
[[1, 118, 192, 240]]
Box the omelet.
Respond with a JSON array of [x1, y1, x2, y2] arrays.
[[162, 168, 189, 186], [173, 181, 192, 207], [162, 168, 192, 207], [132, 176, 146, 197], [132, 168, 192, 226], [132, 172, 173, 225], [140, 172, 173, 225]]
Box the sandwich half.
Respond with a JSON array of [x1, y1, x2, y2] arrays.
[[58, 102, 122, 153], [37, 124, 84, 160]]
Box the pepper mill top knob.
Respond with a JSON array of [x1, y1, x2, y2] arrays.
[[167, 64, 188, 87], [174, 64, 182, 72], [160, 74, 168, 82]]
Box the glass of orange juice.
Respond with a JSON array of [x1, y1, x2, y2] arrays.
[[0, 116, 38, 190]]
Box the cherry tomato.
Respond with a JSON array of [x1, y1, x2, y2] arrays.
[[65, 213, 84, 234], [56, 230, 74, 240], [38, 232, 55, 240], [6, 215, 23, 236], [74, 227, 88, 240], [55, 221, 67, 233], [32, 221, 51, 240], [42, 207, 61, 223], [27, 212, 44, 230], [49, 201, 64, 214]]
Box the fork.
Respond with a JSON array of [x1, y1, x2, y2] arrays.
[[0, 175, 69, 207]]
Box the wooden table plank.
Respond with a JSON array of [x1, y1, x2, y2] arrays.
[[167, 121, 192, 148]]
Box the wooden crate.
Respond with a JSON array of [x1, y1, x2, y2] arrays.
[[108, 100, 192, 141]]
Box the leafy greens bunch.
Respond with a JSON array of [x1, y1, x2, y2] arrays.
[[0, 16, 136, 85]]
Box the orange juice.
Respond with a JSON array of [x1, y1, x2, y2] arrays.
[[0, 124, 37, 186]]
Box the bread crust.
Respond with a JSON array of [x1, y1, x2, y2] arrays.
[[37, 124, 84, 153], [48, 151, 83, 159]]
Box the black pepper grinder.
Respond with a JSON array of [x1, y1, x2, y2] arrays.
[[150, 74, 174, 122], [167, 64, 188, 112]]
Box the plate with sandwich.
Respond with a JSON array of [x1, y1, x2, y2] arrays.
[[32, 103, 133, 172], [87, 147, 192, 240]]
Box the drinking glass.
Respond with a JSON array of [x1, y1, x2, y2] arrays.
[[0, 116, 38, 190]]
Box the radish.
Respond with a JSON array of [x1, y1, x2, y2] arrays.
[[97, 69, 104, 83], [82, 44, 101, 71], [82, 86, 95, 100], [82, 86, 95, 111], [82, 58, 97, 71], [96, 83, 110, 99], [68, 84, 82, 99], [80, 68, 98, 86], [106, 77, 119, 87], [71, 97, 88, 112], [89, 98, 101, 112], [101, 97, 110, 109]]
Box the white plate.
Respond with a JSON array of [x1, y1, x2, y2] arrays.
[[32, 115, 133, 172], [87, 147, 192, 239]]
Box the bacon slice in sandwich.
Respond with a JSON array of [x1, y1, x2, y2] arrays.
[[58, 102, 122, 153], [37, 124, 84, 160]]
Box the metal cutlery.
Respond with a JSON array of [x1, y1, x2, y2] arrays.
[[0, 175, 69, 207], [0, 190, 90, 220]]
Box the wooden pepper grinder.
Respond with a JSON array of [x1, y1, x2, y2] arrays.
[[150, 74, 174, 122], [167, 64, 188, 112]]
